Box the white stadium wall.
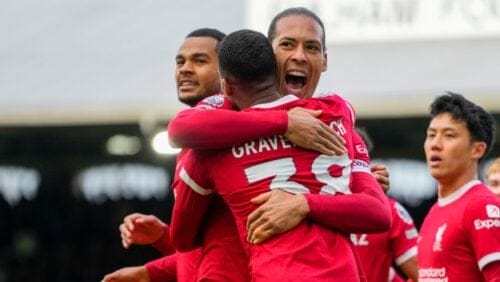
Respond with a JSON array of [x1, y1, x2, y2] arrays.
[[1, 0, 500, 125]]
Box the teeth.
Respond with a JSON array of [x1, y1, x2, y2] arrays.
[[288, 71, 305, 77], [180, 81, 194, 86]]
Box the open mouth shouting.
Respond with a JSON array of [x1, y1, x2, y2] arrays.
[[284, 70, 307, 97]]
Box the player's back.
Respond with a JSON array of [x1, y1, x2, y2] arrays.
[[200, 94, 362, 281]]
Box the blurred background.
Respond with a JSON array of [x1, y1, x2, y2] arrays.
[[1, 0, 499, 280]]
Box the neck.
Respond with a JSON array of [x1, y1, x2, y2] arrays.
[[234, 83, 281, 109], [437, 166, 478, 198]]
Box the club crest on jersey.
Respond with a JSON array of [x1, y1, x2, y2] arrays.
[[432, 224, 446, 252]]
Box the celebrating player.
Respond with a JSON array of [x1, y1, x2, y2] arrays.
[[170, 29, 390, 281]]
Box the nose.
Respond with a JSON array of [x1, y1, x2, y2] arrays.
[[429, 135, 443, 151], [178, 61, 193, 74], [290, 45, 307, 63]]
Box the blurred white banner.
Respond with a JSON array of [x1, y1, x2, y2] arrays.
[[246, 0, 500, 43]]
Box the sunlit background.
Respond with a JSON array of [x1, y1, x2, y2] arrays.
[[1, 0, 500, 281]]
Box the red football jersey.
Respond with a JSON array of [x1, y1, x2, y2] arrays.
[[173, 94, 379, 281], [418, 180, 500, 281], [170, 93, 390, 234], [170, 148, 250, 282], [352, 197, 418, 282]]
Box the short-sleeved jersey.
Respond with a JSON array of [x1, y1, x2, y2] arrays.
[[351, 197, 418, 282], [418, 180, 500, 281], [178, 94, 371, 281], [171, 149, 250, 282]]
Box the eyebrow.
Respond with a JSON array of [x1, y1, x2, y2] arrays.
[[176, 52, 210, 61]]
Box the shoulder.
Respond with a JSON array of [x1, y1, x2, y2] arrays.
[[195, 94, 233, 110], [313, 91, 357, 120], [462, 185, 500, 222], [389, 198, 415, 225]]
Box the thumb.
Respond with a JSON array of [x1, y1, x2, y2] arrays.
[[250, 191, 272, 204]]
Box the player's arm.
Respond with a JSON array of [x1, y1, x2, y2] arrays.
[[144, 254, 177, 282], [168, 95, 344, 155], [398, 257, 418, 282], [303, 129, 392, 233], [150, 224, 175, 255], [170, 153, 214, 252], [464, 197, 500, 281], [389, 200, 419, 281], [247, 166, 392, 244], [304, 170, 391, 233], [246, 104, 391, 243], [483, 260, 500, 282]]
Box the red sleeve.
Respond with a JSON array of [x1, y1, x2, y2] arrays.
[[351, 129, 370, 164], [389, 199, 418, 266], [145, 254, 177, 282], [170, 152, 214, 252], [483, 260, 500, 282], [167, 107, 288, 149], [151, 225, 175, 255], [304, 171, 392, 233]]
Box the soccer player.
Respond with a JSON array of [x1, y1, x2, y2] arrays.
[[171, 29, 390, 281], [352, 128, 419, 282], [167, 7, 391, 245], [485, 157, 500, 197], [418, 92, 500, 281], [103, 28, 251, 282], [103, 26, 340, 282]]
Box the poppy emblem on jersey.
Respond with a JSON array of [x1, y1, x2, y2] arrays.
[[486, 204, 500, 218]]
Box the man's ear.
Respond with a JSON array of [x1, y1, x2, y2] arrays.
[[471, 141, 487, 161], [221, 78, 233, 96], [322, 52, 328, 72]]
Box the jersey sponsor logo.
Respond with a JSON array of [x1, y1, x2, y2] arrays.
[[432, 224, 446, 252], [474, 218, 500, 230], [486, 204, 500, 218], [405, 228, 418, 239], [395, 202, 414, 224], [419, 267, 447, 282], [232, 135, 294, 158]]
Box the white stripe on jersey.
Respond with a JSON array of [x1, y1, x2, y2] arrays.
[[179, 168, 214, 195], [251, 95, 299, 109], [478, 252, 500, 270]]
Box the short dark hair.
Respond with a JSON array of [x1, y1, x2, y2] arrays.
[[429, 92, 496, 161], [218, 29, 277, 87], [267, 7, 326, 51], [186, 28, 226, 51]]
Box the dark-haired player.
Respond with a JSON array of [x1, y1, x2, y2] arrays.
[[419, 92, 500, 281], [170, 29, 391, 281]]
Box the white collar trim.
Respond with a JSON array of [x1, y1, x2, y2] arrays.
[[251, 95, 298, 109], [438, 179, 481, 207]]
